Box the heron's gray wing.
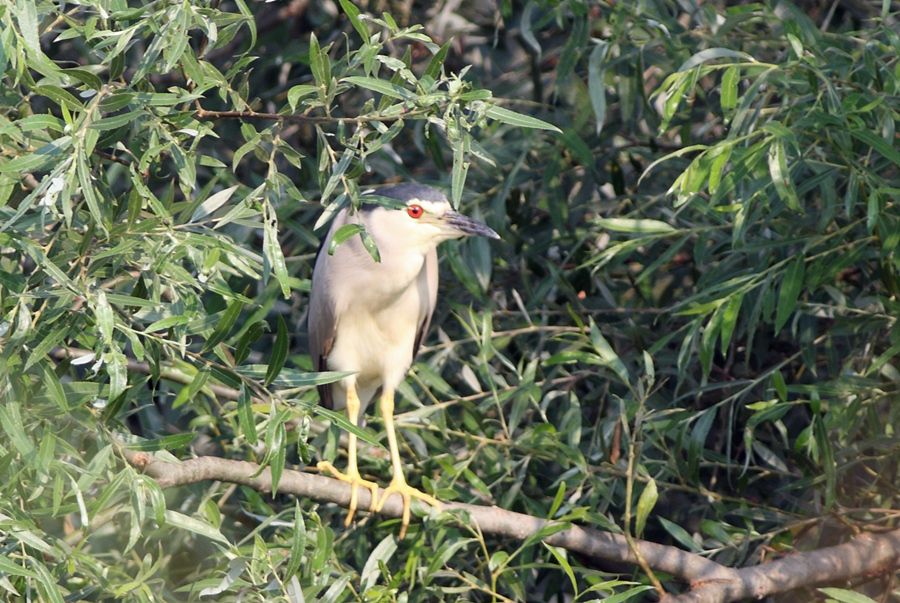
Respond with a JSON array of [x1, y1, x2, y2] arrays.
[[308, 240, 338, 408], [412, 248, 439, 359]]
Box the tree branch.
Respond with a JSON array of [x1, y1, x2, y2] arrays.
[[664, 527, 900, 603], [193, 105, 427, 124], [124, 451, 900, 602]]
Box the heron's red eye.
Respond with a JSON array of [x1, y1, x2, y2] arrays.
[[406, 204, 424, 219]]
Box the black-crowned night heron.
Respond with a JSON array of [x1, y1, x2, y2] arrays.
[[309, 183, 499, 537]]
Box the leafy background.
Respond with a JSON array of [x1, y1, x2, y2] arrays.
[[0, 0, 897, 601]]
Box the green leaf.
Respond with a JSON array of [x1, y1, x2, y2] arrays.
[[237, 385, 258, 445], [589, 319, 630, 384], [267, 416, 286, 494], [660, 73, 692, 132], [0, 555, 36, 578], [775, 257, 805, 333], [603, 586, 657, 603], [520, 2, 541, 58], [451, 131, 469, 209], [658, 516, 701, 552], [33, 561, 65, 603], [359, 227, 381, 263], [33, 85, 84, 111], [235, 366, 352, 388], [327, 223, 363, 255], [164, 510, 230, 546], [547, 480, 566, 518], [105, 350, 128, 400], [818, 588, 878, 603], [321, 149, 352, 203], [720, 65, 739, 112], [41, 362, 68, 411], [0, 402, 34, 456], [719, 292, 743, 352], [772, 370, 788, 401], [172, 368, 210, 409], [634, 478, 657, 538], [424, 42, 450, 79], [337, 0, 369, 41], [235, 322, 265, 365], [25, 325, 69, 371], [191, 185, 239, 223], [287, 84, 317, 111], [95, 291, 115, 345], [678, 48, 754, 71], [542, 543, 578, 596], [0, 136, 71, 174], [361, 535, 397, 590], [768, 138, 800, 211], [263, 203, 291, 298], [587, 42, 609, 135], [813, 417, 836, 509], [595, 218, 675, 234], [313, 406, 384, 448], [309, 33, 330, 89], [285, 501, 306, 578], [77, 155, 107, 233], [342, 76, 415, 100], [126, 433, 195, 451], [17, 114, 64, 132], [850, 128, 900, 167], [484, 105, 561, 132], [203, 299, 244, 352], [264, 315, 288, 387], [89, 110, 144, 131], [144, 315, 190, 333], [707, 144, 732, 195]]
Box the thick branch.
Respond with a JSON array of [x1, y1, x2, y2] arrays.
[[63, 340, 900, 602], [125, 450, 735, 588], [126, 452, 900, 601], [664, 527, 900, 603]]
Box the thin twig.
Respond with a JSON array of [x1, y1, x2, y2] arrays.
[[194, 106, 428, 124], [622, 399, 666, 596]]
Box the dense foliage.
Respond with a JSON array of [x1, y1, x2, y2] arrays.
[[0, 0, 897, 601]]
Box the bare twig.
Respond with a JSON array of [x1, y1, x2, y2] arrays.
[[194, 106, 428, 124], [622, 399, 666, 596]]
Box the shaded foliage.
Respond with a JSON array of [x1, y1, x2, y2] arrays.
[[0, 0, 897, 601]]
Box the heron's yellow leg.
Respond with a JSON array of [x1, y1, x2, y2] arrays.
[[374, 388, 442, 539], [317, 384, 379, 527]]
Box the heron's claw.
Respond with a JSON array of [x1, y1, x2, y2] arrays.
[[317, 461, 380, 526], [375, 476, 442, 539]]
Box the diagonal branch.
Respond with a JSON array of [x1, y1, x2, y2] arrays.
[[124, 450, 900, 602], [54, 346, 900, 601]]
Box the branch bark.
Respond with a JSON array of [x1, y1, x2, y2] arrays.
[[125, 451, 900, 603]]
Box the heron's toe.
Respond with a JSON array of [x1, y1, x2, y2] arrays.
[[375, 477, 442, 539], [317, 461, 380, 525]]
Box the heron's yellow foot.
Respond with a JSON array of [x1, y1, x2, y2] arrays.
[[317, 461, 379, 527], [375, 475, 442, 539]]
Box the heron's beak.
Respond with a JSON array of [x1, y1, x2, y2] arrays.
[[443, 211, 500, 239]]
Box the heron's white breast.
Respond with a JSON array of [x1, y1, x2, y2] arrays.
[[326, 243, 428, 388]]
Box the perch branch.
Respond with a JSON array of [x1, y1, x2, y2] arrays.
[[124, 451, 900, 603]]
